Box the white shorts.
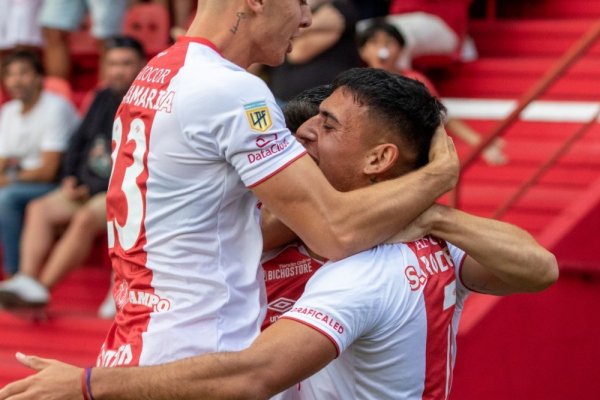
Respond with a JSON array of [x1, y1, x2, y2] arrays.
[[0, 0, 43, 50], [39, 0, 127, 39]]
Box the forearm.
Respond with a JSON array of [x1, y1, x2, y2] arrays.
[[275, 160, 455, 260], [16, 167, 57, 183], [430, 205, 558, 292], [286, 4, 343, 64], [330, 163, 454, 256], [92, 353, 268, 400]]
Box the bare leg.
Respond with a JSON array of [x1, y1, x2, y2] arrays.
[[42, 27, 71, 79], [19, 191, 77, 279], [39, 193, 106, 289]]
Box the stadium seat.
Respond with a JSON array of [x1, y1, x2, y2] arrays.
[[123, 3, 171, 57]]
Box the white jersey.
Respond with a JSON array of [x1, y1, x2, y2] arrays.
[[282, 237, 469, 400], [0, 91, 79, 169], [98, 37, 306, 367]]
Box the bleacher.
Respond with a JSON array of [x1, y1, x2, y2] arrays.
[[438, 2, 600, 398]]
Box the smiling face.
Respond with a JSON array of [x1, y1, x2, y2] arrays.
[[252, 0, 312, 66], [296, 87, 379, 192]]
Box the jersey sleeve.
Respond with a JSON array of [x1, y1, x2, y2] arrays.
[[446, 242, 470, 296], [176, 69, 306, 187], [280, 253, 381, 356]]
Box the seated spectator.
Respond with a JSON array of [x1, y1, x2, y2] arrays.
[[358, 0, 476, 68], [0, 0, 43, 60], [39, 0, 128, 80], [0, 50, 79, 278], [266, 0, 361, 104], [358, 21, 506, 165], [0, 37, 146, 312]]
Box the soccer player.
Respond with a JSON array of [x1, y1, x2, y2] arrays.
[[0, 69, 558, 400], [95, 0, 457, 371]]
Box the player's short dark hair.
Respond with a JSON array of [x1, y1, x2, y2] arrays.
[[331, 68, 446, 171], [284, 84, 333, 133], [105, 35, 146, 59], [357, 19, 406, 49], [1, 50, 44, 77]]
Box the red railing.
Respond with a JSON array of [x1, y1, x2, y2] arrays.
[[451, 19, 600, 211]]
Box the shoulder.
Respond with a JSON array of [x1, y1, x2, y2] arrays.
[[39, 91, 78, 115], [0, 100, 20, 117], [309, 245, 408, 294]]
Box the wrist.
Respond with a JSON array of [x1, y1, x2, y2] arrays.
[[81, 367, 96, 400], [428, 204, 451, 237], [423, 162, 458, 194]]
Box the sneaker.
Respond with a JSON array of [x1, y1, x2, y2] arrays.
[[97, 289, 116, 319], [0, 274, 49, 308]]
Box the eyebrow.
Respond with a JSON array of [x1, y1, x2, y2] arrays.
[[320, 109, 340, 125]]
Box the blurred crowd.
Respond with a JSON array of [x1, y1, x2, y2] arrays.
[[0, 0, 506, 317]]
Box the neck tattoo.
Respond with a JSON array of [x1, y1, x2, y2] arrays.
[[230, 12, 246, 34]]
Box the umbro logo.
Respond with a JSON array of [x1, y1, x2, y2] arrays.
[[268, 297, 296, 313]]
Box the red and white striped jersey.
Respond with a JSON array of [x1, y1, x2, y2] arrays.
[[282, 237, 469, 400], [261, 243, 324, 331], [97, 36, 305, 368]]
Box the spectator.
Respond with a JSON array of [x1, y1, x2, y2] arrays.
[[0, 50, 79, 278], [0, 37, 146, 310], [358, 21, 506, 165], [267, 0, 361, 104], [132, 0, 196, 39], [358, 0, 476, 68], [38, 0, 128, 80]]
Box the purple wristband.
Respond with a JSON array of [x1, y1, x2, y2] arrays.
[[85, 367, 96, 400]]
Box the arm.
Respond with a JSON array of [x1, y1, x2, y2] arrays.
[[286, 3, 345, 64], [392, 204, 558, 295], [15, 151, 63, 183], [0, 320, 335, 400], [252, 126, 459, 261]]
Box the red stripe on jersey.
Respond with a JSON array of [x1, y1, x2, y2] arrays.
[[262, 243, 323, 330], [407, 237, 457, 400], [100, 40, 189, 367]]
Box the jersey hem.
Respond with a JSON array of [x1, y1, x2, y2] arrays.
[[247, 151, 307, 188], [280, 316, 341, 357]]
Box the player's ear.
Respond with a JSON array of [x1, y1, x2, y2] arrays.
[[363, 143, 399, 177], [245, 0, 265, 13]]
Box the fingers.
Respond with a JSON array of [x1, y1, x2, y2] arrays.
[[15, 353, 51, 371], [0, 376, 32, 400]]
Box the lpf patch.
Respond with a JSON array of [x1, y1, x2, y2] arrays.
[[245, 100, 273, 132]]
